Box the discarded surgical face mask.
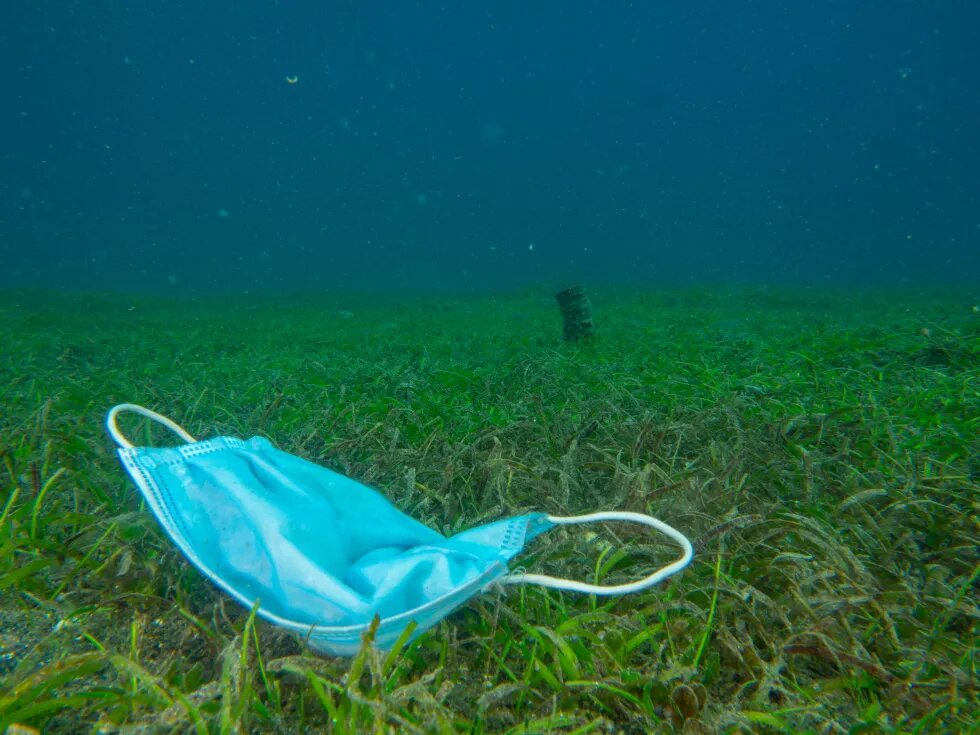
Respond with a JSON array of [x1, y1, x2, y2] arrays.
[[106, 404, 694, 656]]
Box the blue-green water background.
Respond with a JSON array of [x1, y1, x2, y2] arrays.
[[2, 1, 978, 294]]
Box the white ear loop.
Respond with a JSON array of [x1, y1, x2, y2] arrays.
[[502, 511, 694, 595], [106, 403, 197, 449]]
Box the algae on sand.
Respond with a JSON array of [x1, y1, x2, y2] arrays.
[[0, 287, 977, 734]]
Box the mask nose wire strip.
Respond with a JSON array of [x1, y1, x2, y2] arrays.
[[501, 511, 694, 595], [106, 403, 198, 449]]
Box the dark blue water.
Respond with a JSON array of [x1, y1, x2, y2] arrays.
[[2, 1, 978, 294]]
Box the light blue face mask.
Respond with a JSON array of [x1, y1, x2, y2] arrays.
[[106, 404, 693, 656]]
